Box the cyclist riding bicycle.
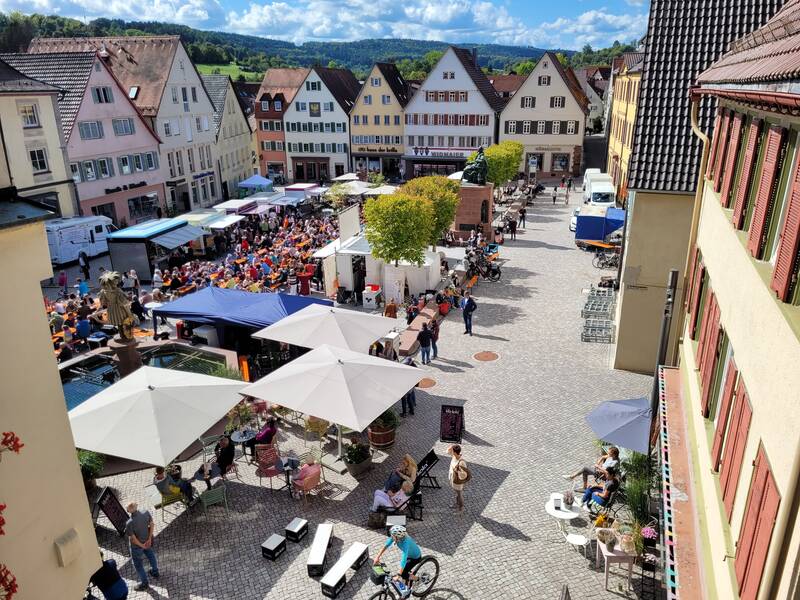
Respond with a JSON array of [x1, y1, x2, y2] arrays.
[[373, 525, 422, 598]]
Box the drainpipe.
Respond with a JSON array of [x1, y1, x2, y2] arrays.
[[672, 91, 709, 360]]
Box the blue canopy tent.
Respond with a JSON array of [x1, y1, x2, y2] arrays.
[[238, 174, 273, 189], [152, 287, 332, 331]]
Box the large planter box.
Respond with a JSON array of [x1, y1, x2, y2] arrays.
[[368, 425, 396, 449], [344, 454, 373, 478]]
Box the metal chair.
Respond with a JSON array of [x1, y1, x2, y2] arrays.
[[292, 465, 322, 504], [199, 434, 222, 464], [254, 445, 284, 489], [304, 416, 330, 448], [156, 490, 187, 522], [198, 485, 228, 516], [299, 447, 326, 482]]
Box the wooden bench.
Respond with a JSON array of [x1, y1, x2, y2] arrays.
[[398, 301, 443, 357], [307, 523, 334, 576], [320, 542, 368, 598]]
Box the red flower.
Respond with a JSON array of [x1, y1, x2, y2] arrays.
[[0, 433, 23, 454], [0, 563, 18, 599]]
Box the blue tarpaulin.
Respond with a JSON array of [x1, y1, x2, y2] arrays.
[[575, 206, 626, 242], [152, 287, 332, 330], [238, 174, 273, 189]]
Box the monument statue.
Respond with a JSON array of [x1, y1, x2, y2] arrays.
[[98, 271, 135, 342], [462, 147, 488, 185]]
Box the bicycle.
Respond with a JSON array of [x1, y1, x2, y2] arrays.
[[592, 251, 619, 270], [368, 558, 440, 599], [83, 583, 101, 600]]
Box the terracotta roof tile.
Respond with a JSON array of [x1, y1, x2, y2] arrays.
[[0, 57, 58, 95], [488, 74, 526, 94], [451, 47, 506, 112], [257, 67, 309, 105], [375, 62, 411, 107]]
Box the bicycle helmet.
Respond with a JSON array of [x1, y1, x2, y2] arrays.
[[389, 524, 407, 539]]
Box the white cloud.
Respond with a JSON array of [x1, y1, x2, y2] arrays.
[[0, 0, 648, 50]]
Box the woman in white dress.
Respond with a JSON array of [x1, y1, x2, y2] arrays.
[[448, 444, 468, 513]]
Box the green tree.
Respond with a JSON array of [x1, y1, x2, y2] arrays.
[[513, 60, 536, 75], [468, 141, 524, 187], [364, 193, 433, 266], [367, 172, 386, 187], [325, 182, 350, 209], [400, 176, 460, 250]]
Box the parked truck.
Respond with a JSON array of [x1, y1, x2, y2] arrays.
[[45, 215, 114, 265], [582, 172, 614, 204]]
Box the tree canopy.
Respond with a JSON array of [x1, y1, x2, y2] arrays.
[[400, 176, 460, 249], [364, 193, 433, 266], [468, 141, 524, 187]]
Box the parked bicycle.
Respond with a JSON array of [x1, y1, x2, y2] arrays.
[[592, 251, 619, 270], [466, 251, 502, 282], [368, 558, 440, 599]]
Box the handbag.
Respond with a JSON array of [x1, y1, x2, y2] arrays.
[[452, 460, 471, 485]]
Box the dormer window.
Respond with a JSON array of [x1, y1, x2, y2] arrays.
[[128, 86, 139, 99]]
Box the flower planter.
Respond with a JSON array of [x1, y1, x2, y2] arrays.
[[344, 454, 373, 478], [368, 425, 396, 449]]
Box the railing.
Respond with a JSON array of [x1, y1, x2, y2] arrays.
[[658, 366, 679, 600]]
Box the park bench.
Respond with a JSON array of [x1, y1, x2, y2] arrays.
[[307, 522, 334, 576], [320, 542, 369, 598]]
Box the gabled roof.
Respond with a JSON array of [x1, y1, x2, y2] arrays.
[[313, 66, 361, 113], [257, 67, 309, 105], [489, 74, 527, 95], [611, 56, 625, 75], [628, 0, 783, 193], [0, 58, 59, 95], [450, 47, 506, 112], [375, 62, 410, 107], [551, 53, 590, 114], [697, 0, 800, 85], [0, 52, 95, 138], [27, 36, 181, 117], [200, 74, 229, 135], [622, 52, 645, 71]]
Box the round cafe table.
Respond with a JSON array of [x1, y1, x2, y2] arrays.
[[230, 429, 257, 463], [545, 493, 581, 533]]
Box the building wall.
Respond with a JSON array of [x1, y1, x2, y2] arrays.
[[678, 182, 800, 599], [68, 58, 167, 225], [606, 69, 641, 200], [214, 79, 253, 199], [255, 97, 288, 178], [0, 220, 99, 599], [284, 70, 350, 182], [0, 92, 76, 216], [349, 64, 405, 174], [613, 189, 693, 373], [156, 44, 219, 211], [499, 56, 585, 177]]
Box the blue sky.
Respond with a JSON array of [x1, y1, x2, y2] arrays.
[[1, 0, 650, 49]]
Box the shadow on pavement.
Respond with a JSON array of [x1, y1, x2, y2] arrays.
[[427, 588, 467, 600], [476, 514, 531, 542]]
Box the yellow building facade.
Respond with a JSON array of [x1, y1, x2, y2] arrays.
[[349, 63, 409, 180], [606, 52, 643, 201]]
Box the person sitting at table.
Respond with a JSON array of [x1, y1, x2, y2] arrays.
[[153, 466, 196, 504], [291, 457, 322, 492], [49, 311, 65, 333], [581, 466, 619, 508], [76, 298, 94, 321], [152, 269, 163, 289], [169, 276, 183, 292], [130, 295, 146, 324], [372, 480, 413, 512], [246, 417, 279, 456], [195, 436, 236, 488], [75, 317, 91, 340], [57, 342, 73, 363], [565, 446, 620, 490], [384, 454, 417, 492]]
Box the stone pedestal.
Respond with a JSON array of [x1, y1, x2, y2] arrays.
[[109, 337, 143, 377], [454, 183, 494, 240]]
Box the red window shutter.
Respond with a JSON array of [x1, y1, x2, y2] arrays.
[[468, 114, 476, 126], [696, 290, 715, 359], [685, 245, 699, 308], [738, 459, 780, 600], [770, 148, 800, 300], [700, 301, 722, 417], [689, 264, 705, 339], [720, 113, 744, 206], [707, 110, 723, 179], [733, 120, 762, 229], [721, 382, 752, 519], [711, 358, 738, 470], [735, 448, 767, 590], [713, 111, 732, 193], [748, 126, 786, 257]]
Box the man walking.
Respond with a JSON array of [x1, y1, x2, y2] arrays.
[[78, 250, 90, 282], [125, 503, 159, 591], [430, 319, 440, 359], [552, 187, 558, 205], [508, 217, 517, 240], [417, 322, 433, 365], [460, 291, 476, 336], [518, 207, 526, 229]]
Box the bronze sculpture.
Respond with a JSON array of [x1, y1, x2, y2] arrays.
[[98, 271, 135, 342], [462, 147, 488, 185]]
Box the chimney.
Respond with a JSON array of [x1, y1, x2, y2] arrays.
[[472, 48, 478, 66]]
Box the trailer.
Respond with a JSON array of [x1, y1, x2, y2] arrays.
[[45, 216, 114, 265]]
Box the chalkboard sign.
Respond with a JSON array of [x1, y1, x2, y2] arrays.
[[93, 487, 128, 537], [439, 404, 464, 443]]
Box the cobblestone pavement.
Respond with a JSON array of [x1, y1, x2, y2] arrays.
[[93, 193, 652, 600]]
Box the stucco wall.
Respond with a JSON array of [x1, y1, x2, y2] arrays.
[[214, 79, 253, 197], [350, 64, 405, 165], [0, 221, 99, 599]]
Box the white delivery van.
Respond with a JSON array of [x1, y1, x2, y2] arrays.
[[46, 215, 114, 265], [589, 181, 617, 207], [583, 173, 613, 203]]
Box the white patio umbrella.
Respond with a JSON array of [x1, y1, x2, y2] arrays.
[[447, 171, 464, 180], [362, 185, 399, 196], [332, 172, 359, 181], [252, 304, 397, 352], [68, 366, 247, 466], [241, 344, 423, 455]]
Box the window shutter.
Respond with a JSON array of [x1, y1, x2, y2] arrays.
[[699, 300, 722, 417], [735, 448, 767, 588], [720, 113, 744, 206], [550, 97, 555, 108], [504, 121, 509, 134], [748, 126, 786, 257], [468, 114, 476, 126], [544, 121, 552, 135], [520, 96, 525, 108], [720, 380, 752, 519], [689, 264, 705, 338], [770, 148, 800, 301], [685, 245, 699, 307], [696, 290, 715, 357], [706, 109, 723, 179], [712, 111, 732, 192], [711, 358, 738, 471], [733, 119, 762, 229]]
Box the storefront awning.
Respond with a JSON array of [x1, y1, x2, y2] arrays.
[[241, 204, 270, 215], [209, 214, 245, 230], [151, 224, 206, 249]]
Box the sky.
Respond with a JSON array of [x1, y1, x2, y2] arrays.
[[0, 0, 650, 50]]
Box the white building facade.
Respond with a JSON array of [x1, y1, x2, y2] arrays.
[[498, 52, 588, 178], [402, 47, 504, 179]]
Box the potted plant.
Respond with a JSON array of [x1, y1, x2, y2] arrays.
[[562, 490, 575, 507], [641, 525, 658, 549], [367, 409, 399, 448], [225, 401, 255, 434], [343, 439, 373, 478], [77, 450, 105, 490]]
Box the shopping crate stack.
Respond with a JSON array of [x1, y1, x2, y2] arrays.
[[581, 286, 616, 343]]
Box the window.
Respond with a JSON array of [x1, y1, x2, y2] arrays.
[[132, 154, 143, 172], [128, 86, 139, 99], [176, 151, 184, 176], [551, 96, 565, 108], [567, 120, 576, 135], [119, 155, 131, 175], [521, 96, 534, 108], [508, 121, 517, 134], [459, 91, 467, 102], [538, 75, 551, 86], [202, 116, 209, 131], [274, 99, 283, 111], [205, 145, 212, 167], [394, 115, 400, 126], [324, 102, 334, 112], [552, 121, 561, 134], [373, 115, 379, 125], [199, 146, 206, 170], [364, 95, 372, 105], [426, 91, 435, 102], [438, 91, 446, 102], [164, 120, 172, 136], [478, 115, 489, 126], [522, 121, 531, 135], [182, 87, 189, 112], [191, 87, 198, 103], [384, 115, 390, 125], [91, 86, 114, 103], [458, 114, 466, 126], [448, 136, 455, 147], [537, 121, 545, 135], [438, 136, 445, 146], [382, 95, 391, 104], [209, 176, 216, 199], [98, 158, 111, 178], [83, 160, 96, 181], [167, 153, 175, 178], [70, 163, 81, 183], [306, 81, 321, 91], [297, 102, 307, 111], [449, 91, 457, 102], [552, 153, 570, 171], [78, 121, 103, 140], [371, 77, 381, 87], [20, 104, 39, 127], [112, 118, 134, 136], [188, 148, 195, 172], [172, 87, 178, 104], [353, 115, 359, 125]]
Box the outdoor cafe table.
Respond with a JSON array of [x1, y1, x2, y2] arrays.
[[545, 493, 581, 533], [230, 429, 257, 463]]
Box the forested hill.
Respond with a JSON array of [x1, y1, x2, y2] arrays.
[[0, 12, 569, 76]]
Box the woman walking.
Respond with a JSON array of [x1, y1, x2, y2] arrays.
[[448, 444, 469, 512]]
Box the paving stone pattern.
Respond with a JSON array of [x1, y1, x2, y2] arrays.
[[95, 194, 652, 600]]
